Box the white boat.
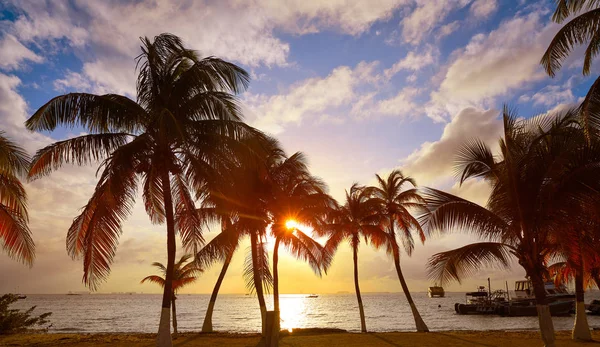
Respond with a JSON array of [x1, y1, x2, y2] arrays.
[[427, 285, 445, 298]]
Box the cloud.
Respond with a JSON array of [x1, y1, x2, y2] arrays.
[[401, 107, 502, 186], [4, 0, 407, 94], [53, 71, 93, 92], [428, 10, 561, 119], [0, 34, 43, 71], [247, 61, 381, 134], [376, 87, 421, 116], [400, 0, 471, 45], [470, 0, 498, 19], [384, 46, 437, 79], [437, 20, 461, 39], [519, 84, 575, 107]]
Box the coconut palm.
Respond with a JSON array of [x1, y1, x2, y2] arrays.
[[369, 170, 429, 332], [268, 152, 334, 316], [541, 0, 600, 134], [199, 137, 282, 337], [321, 183, 387, 333], [25, 33, 261, 347], [419, 107, 600, 347], [196, 217, 241, 333], [0, 132, 33, 265], [141, 254, 202, 336]]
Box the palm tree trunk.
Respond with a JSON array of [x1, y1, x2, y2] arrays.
[[250, 232, 267, 337], [273, 237, 281, 336], [388, 222, 428, 332], [202, 248, 234, 333], [572, 263, 592, 340], [273, 238, 281, 312], [157, 170, 176, 347], [392, 246, 429, 332], [352, 242, 367, 333], [531, 271, 556, 347], [171, 294, 178, 337]]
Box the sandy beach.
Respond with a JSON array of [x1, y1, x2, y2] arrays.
[[1, 330, 599, 346]]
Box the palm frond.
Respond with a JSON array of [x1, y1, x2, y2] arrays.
[[541, 8, 600, 76], [0, 203, 34, 266], [25, 93, 146, 133], [0, 132, 30, 177], [427, 242, 514, 285], [140, 275, 165, 287]]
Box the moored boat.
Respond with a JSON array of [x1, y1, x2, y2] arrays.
[[428, 285, 445, 298]]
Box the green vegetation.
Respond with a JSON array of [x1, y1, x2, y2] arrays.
[[0, 294, 51, 334]]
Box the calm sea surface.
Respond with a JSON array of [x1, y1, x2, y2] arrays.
[[12, 292, 600, 333]]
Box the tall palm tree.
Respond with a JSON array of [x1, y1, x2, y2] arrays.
[[141, 254, 202, 336], [369, 170, 429, 332], [199, 137, 282, 337], [268, 152, 334, 318], [541, 0, 600, 133], [196, 217, 241, 333], [0, 132, 33, 265], [419, 107, 600, 347], [25, 33, 261, 347], [322, 184, 387, 333]]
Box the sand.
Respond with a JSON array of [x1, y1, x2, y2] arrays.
[[1, 330, 600, 346]]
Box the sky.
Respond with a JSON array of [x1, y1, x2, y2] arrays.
[[0, 0, 596, 295]]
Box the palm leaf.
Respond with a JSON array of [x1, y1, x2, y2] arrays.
[[427, 242, 514, 284]]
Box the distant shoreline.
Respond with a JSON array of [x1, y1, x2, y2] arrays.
[[1, 330, 598, 346]]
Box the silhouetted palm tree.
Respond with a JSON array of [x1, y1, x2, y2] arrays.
[[369, 170, 429, 332], [141, 254, 202, 336], [268, 152, 334, 318], [322, 184, 387, 333], [25, 33, 260, 347], [542, 0, 600, 134], [0, 132, 33, 265], [420, 107, 600, 347]]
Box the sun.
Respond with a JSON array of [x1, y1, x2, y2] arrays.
[[285, 220, 298, 229]]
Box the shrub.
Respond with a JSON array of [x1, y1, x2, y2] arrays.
[[0, 294, 51, 334]]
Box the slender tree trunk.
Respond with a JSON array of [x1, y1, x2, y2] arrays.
[[171, 294, 178, 337], [572, 263, 592, 340], [273, 238, 281, 313], [392, 247, 429, 332], [250, 233, 267, 337], [531, 271, 556, 347], [594, 273, 600, 290], [202, 249, 234, 333], [352, 243, 367, 333], [388, 222, 428, 332], [157, 170, 176, 347]]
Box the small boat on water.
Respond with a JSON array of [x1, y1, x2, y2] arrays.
[[306, 294, 318, 298], [428, 285, 445, 298], [454, 279, 575, 317]]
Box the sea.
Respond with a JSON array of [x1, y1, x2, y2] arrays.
[[12, 292, 600, 334]]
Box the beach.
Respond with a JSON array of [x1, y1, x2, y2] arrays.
[[1, 331, 598, 346]]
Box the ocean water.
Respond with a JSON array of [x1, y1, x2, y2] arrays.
[[12, 292, 600, 333]]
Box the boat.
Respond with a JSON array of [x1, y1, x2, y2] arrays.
[[513, 280, 575, 302], [586, 300, 600, 315], [454, 285, 508, 315], [428, 285, 445, 298], [306, 294, 318, 298], [497, 299, 573, 316]]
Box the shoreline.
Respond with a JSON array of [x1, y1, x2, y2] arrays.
[[2, 330, 599, 346]]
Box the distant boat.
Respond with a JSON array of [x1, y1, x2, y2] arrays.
[[306, 294, 318, 298], [427, 285, 445, 298], [16, 294, 26, 299]]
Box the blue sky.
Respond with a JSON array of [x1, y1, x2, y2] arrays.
[[0, 0, 596, 295]]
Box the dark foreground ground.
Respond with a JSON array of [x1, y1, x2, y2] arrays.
[[2, 330, 600, 346]]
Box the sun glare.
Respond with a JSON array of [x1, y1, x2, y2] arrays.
[[285, 220, 298, 230]]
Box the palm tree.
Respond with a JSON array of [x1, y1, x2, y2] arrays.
[[196, 217, 241, 333], [541, 0, 600, 134], [369, 170, 429, 332], [322, 184, 387, 333], [141, 254, 202, 336], [268, 152, 334, 319], [25, 33, 261, 347], [419, 107, 600, 347], [199, 137, 282, 337], [0, 132, 33, 265]]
